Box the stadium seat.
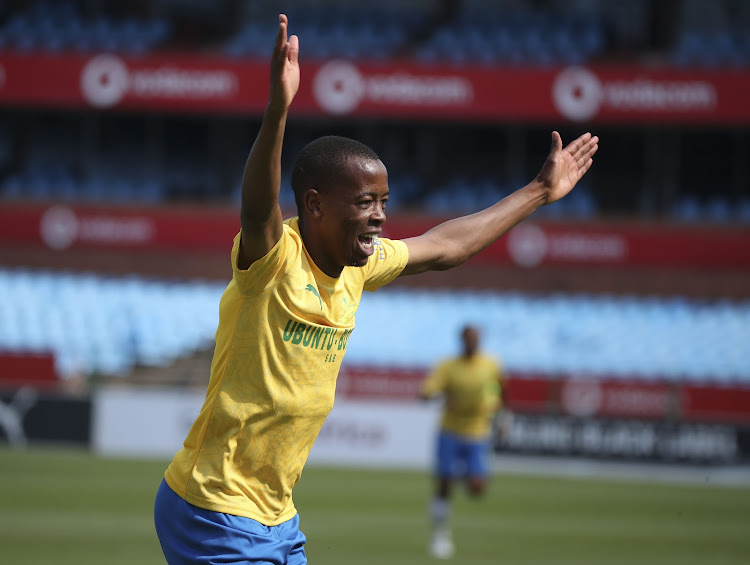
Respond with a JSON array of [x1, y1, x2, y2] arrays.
[[0, 1, 171, 54], [0, 267, 748, 385]]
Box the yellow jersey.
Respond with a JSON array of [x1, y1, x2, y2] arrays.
[[165, 217, 408, 525], [421, 354, 502, 439]]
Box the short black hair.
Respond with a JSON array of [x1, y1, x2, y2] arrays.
[[290, 135, 381, 213]]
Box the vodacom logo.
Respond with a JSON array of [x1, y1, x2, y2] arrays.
[[313, 61, 366, 115], [553, 66, 717, 122], [507, 223, 548, 268], [80, 54, 130, 108], [561, 377, 603, 418], [80, 54, 239, 109], [553, 67, 603, 122], [313, 60, 473, 115], [40, 206, 79, 250]]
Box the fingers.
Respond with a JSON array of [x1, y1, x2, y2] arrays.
[[577, 157, 594, 180], [275, 14, 288, 53], [563, 131, 592, 155], [557, 131, 598, 172], [568, 134, 598, 163], [274, 14, 299, 64], [576, 138, 598, 169], [577, 153, 595, 174], [288, 34, 299, 64], [584, 136, 599, 163]]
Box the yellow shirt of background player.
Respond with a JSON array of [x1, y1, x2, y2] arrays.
[[165, 217, 408, 526], [421, 355, 502, 439]]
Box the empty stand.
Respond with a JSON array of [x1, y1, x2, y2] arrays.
[[0, 267, 747, 386]]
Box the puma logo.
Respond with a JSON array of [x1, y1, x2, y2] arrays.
[[305, 284, 322, 310], [0, 387, 38, 447]]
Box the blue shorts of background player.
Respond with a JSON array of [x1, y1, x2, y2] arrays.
[[436, 430, 491, 480], [154, 479, 307, 565]]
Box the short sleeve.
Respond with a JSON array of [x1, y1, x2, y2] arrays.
[[362, 237, 409, 292], [491, 357, 504, 383], [421, 362, 448, 397], [231, 227, 298, 294]]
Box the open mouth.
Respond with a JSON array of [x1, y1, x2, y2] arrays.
[[358, 233, 377, 256]]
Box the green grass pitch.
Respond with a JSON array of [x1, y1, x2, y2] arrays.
[[1, 447, 748, 564]]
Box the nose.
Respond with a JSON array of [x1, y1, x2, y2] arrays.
[[371, 201, 386, 224]]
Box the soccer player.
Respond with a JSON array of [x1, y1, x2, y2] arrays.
[[420, 325, 504, 559], [153, 14, 598, 565]]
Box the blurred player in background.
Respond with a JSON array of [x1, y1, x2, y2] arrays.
[[420, 325, 504, 559], [153, 13, 598, 565]]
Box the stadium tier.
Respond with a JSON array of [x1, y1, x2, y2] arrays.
[[2, 122, 750, 223], [0, 268, 223, 378], [0, 1, 171, 54], [0, 1, 748, 385], [0, 0, 747, 65], [224, 12, 415, 60], [1, 1, 749, 221], [0, 267, 748, 384]]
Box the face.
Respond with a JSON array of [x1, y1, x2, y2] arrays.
[[314, 157, 389, 275], [462, 326, 480, 356]]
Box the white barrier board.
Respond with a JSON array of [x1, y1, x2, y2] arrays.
[[93, 387, 441, 469], [92, 387, 203, 457], [308, 400, 441, 469]]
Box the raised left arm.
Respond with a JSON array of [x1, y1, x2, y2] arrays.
[[400, 131, 598, 276]]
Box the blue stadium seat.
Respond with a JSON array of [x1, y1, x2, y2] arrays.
[[0, 269, 747, 384], [0, 1, 171, 54]]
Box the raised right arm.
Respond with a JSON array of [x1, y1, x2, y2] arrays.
[[237, 14, 300, 270]]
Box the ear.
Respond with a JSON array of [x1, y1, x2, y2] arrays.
[[303, 189, 323, 219]]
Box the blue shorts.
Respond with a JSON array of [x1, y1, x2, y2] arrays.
[[435, 431, 491, 480], [154, 479, 307, 565]]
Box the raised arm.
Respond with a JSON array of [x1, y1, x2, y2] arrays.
[[237, 14, 300, 270], [400, 131, 599, 276]]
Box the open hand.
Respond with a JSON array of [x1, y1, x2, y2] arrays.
[[268, 14, 300, 112], [536, 131, 599, 205]]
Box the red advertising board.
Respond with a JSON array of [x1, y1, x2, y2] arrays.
[[383, 216, 750, 270], [0, 351, 57, 390], [2, 51, 750, 124], [1, 203, 749, 270], [0, 203, 240, 251], [337, 365, 750, 425]]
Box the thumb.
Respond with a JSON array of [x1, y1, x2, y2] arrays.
[[550, 131, 562, 155]]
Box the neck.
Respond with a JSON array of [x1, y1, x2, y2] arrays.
[[298, 217, 343, 279]]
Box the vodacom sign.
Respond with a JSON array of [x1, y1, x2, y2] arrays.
[[80, 54, 239, 108], [313, 60, 473, 115], [553, 66, 718, 121]]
